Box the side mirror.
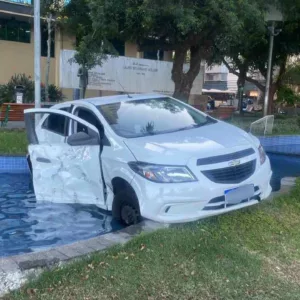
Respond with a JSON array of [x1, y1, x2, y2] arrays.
[[67, 131, 100, 146]]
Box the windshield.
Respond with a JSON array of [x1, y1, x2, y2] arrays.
[[98, 97, 216, 138]]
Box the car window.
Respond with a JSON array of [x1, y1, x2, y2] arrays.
[[42, 107, 70, 136], [76, 109, 103, 133], [98, 97, 216, 138], [75, 108, 110, 146]]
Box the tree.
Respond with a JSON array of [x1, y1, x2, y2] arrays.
[[282, 60, 300, 87], [214, 2, 300, 113], [71, 33, 108, 98], [62, 0, 116, 98], [41, 0, 64, 102], [276, 60, 300, 111], [212, 1, 266, 111], [89, 0, 266, 102]]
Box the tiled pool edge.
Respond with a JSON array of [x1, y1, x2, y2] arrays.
[[259, 135, 300, 156], [1, 135, 300, 173], [0, 220, 169, 296], [0, 156, 29, 174]]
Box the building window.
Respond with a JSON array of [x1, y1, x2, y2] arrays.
[[221, 73, 227, 81], [206, 74, 215, 81], [0, 18, 31, 43], [8, 0, 32, 4], [144, 50, 164, 61], [110, 39, 125, 56], [104, 39, 125, 56], [41, 24, 55, 58]]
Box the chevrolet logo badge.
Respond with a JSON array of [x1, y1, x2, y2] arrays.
[[229, 159, 241, 167]]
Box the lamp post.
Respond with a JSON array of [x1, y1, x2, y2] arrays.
[[263, 6, 283, 116], [34, 0, 41, 123]]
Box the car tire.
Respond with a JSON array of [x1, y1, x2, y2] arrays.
[[112, 189, 141, 226]]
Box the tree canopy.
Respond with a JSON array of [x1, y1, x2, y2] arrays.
[[214, 1, 300, 111], [89, 0, 271, 101], [62, 0, 115, 97], [64, 0, 300, 106]]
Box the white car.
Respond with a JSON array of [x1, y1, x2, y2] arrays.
[[25, 94, 272, 225]]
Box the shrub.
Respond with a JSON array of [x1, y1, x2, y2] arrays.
[[0, 74, 34, 104], [0, 74, 64, 104], [277, 85, 300, 106], [297, 116, 300, 129], [41, 84, 65, 102]]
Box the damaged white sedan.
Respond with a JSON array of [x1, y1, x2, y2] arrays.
[[25, 94, 272, 225]]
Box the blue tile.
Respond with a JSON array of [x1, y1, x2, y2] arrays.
[[259, 135, 300, 155], [0, 156, 29, 173]]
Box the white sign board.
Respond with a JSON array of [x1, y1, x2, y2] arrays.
[[60, 50, 204, 95], [16, 93, 23, 104]]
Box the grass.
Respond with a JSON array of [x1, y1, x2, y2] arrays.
[[5, 182, 300, 300], [0, 130, 27, 155], [228, 114, 300, 135]]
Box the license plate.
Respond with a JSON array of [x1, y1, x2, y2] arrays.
[[225, 184, 254, 205]]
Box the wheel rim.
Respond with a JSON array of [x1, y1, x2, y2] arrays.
[[121, 205, 138, 225]]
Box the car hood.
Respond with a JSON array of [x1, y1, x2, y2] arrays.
[[124, 122, 259, 165]]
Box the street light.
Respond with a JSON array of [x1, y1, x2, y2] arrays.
[[263, 6, 283, 116], [34, 0, 41, 123]]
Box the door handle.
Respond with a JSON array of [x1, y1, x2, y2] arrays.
[[36, 157, 51, 163]]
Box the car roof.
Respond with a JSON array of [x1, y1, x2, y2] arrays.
[[82, 93, 168, 106]]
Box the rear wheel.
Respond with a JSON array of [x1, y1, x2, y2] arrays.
[[112, 190, 141, 226]]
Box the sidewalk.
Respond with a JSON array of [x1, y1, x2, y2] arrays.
[[2, 122, 25, 130]]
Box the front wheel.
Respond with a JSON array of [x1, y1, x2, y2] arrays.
[[112, 190, 141, 226]]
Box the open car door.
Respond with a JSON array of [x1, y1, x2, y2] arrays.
[[25, 108, 106, 208]]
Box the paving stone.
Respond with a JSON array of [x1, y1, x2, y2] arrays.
[[101, 231, 132, 245], [83, 237, 112, 252], [12, 252, 47, 265], [11, 251, 62, 271], [66, 242, 95, 256], [140, 220, 169, 232], [121, 224, 144, 236], [0, 258, 19, 273], [281, 177, 296, 187], [56, 244, 83, 259], [45, 249, 69, 262]]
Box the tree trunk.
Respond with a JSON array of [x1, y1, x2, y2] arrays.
[[79, 65, 88, 99], [45, 13, 52, 103], [172, 45, 202, 102], [267, 55, 287, 114], [268, 84, 277, 114], [237, 72, 246, 114]]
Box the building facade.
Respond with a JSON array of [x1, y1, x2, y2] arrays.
[[204, 63, 265, 99]]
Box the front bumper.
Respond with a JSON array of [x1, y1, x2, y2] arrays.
[[131, 158, 272, 223]]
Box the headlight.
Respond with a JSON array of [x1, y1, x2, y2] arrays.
[[258, 145, 266, 165], [128, 162, 197, 183]]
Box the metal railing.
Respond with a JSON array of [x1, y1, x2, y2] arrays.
[[0, 104, 11, 128], [250, 115, 274, 136]]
